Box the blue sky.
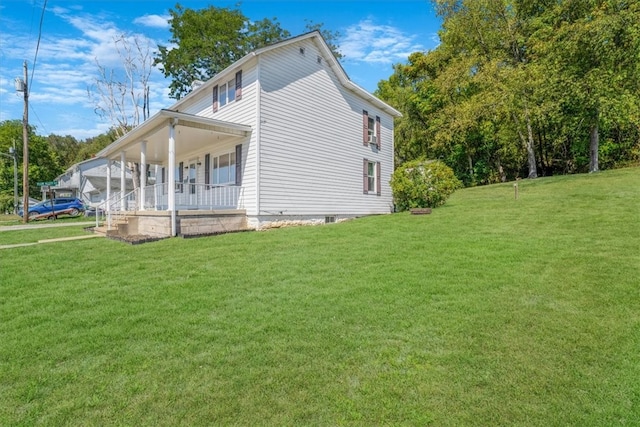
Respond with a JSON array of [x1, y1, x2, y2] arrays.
[[0, 0, 441, 140]]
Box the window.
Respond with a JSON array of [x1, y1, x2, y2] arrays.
[[219, 78, 235, 108], [213, 70, 242, 113], [176, 162, 184, 193], [211, 152, 236, 185], [362, 110, 381, 148], [363, 159, 381, 195]]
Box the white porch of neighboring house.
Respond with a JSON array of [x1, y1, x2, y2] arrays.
[[96, 109, 252, 238]]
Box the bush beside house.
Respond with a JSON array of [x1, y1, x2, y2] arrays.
[[391, 159, 462, 211]]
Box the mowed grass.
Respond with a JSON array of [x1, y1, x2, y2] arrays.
[[1, 168, 639, 425]]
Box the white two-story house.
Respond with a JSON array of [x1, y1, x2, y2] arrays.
[[96, 31, 401, 237]]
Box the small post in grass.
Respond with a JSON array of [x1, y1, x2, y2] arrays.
[[514, 182, 519, 200]]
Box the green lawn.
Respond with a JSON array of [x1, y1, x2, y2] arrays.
[[1, 168, 639, 425]]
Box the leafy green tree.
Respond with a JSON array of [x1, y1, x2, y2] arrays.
[[379, 0, 639, 184], [75, 130, 119, 163], [0, 120, 63, 199], [47, 134, 80, 170], [155, 4, 290, 99], [155, 4, 343, 99], [531, 0, 640, 172]]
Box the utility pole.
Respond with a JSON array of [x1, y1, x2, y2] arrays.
[[15, 61, 29, 223]]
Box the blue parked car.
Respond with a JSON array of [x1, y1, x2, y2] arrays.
[[19, 198, 85, 220]]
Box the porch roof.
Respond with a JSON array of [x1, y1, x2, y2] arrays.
[[96, 109, 252, 164]]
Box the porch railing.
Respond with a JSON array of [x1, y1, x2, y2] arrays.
[[142, 183, 244, 211], [95, 189, 138, 230]]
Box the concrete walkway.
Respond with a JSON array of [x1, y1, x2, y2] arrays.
[[0, 220, 95, 231], [0, 221, 102, 249]]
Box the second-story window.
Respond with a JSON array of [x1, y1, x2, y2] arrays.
[[362, 110, 381, 148], [213, 70, 242, 113], [219, 78, 236, 108]]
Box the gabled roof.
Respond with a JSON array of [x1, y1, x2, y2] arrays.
[[173, 30, 402, 118]]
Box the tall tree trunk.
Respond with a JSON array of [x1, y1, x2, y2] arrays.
[[589, 114, 599, 173], [524, 106, 537, 179], [513, 109, 538, 179]]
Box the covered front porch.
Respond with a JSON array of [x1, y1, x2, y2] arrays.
[[96, 109, 252, 237]]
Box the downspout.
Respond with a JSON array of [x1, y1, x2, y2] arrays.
[[255, 55, 262, 216], [168, 118, 177, 236]]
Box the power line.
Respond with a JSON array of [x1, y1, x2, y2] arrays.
[[24, 0, 49, 135], [29, 0, 48, 97]]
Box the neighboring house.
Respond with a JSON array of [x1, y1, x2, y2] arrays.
[[96, 31, 401, 237], [53, 158, 134, 205]]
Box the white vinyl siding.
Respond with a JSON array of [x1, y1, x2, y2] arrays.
[[257, 39, 394, 215], [178, 61, 258, 214]]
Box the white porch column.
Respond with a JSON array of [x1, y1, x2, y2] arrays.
[[120, 151, 126, 211], [140, 141, 147, 211], [168, 119, 177, 236], [106, 160, 111, 212]]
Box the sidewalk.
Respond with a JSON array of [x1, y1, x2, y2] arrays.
[[0, 221, 102, 249], [0, 221, 95, 231]]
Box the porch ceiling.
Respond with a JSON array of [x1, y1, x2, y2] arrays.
[[96, 109, 252, 164]]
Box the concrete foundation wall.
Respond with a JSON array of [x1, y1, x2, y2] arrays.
[[247, 214, 360, 230], [112, 210, 248, 238]]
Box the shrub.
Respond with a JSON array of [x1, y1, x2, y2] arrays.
[[391, 159, 462, 211]]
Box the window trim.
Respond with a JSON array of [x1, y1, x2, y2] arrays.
[[362, 111, 381, 148], [363, 159, 381, 196], [210, 150, 237, 186], [213, 70, 242, 113]]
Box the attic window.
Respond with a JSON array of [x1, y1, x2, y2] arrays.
[[299, 47, 305, 55], [317, 56, 322, 65]]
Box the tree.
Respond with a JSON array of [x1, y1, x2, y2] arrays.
[[155, 4, 343, 99], [378, 0, 639, 185], [0, 120, 63, 200], [155, 4, 290, 99], [75, 130, 119, 163], [88, 33, 155, 196], [532, 0, 640, 173], [47, 134, 80, 170], [88, 34, 154, 139]]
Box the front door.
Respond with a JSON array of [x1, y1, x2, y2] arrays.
[[188, 160, 198, 205]]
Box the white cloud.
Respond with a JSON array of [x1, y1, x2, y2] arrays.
[[133, 14, 170, 29], [340, 19, 424, 64]]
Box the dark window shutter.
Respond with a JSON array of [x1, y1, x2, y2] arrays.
[[376, 116, 381, 149], [376, 162, 381, 195], [235, 144, 242, 185], [213, 85, 219, 112], [363, 110, 369, 146], [363, 158, 369, 193], [178, 161, 184, 193], [204, 154, 210, 189], [235, 70, 243, 101], [161, 167, 166, 194]]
